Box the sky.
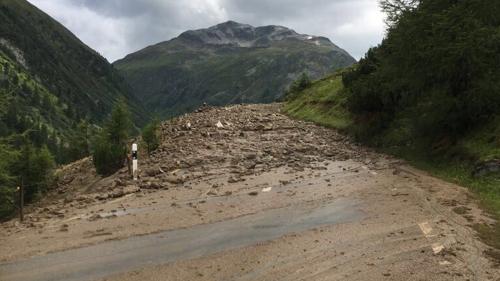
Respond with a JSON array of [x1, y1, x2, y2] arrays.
[[27, 0, 386, 62]]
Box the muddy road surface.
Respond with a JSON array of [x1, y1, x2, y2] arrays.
[[0, 104, 498, 281]]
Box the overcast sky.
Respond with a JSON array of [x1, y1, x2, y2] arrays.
[[27, 0, 386, 62]]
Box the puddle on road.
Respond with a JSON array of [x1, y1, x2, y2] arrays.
[[0, 199, 362, 281]]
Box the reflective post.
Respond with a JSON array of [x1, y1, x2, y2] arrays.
[[132, 143, 138, 180]]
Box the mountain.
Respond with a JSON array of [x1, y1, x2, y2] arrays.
[[114, 21, 356, 117], [0, 0, 149, 162], [0, 0, 148, 125]]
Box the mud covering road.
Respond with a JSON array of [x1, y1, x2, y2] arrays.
[[0, 104, 498, 281]]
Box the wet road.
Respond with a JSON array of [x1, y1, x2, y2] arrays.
[[0, 199, 361, 281]]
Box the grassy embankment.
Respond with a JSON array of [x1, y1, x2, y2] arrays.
[[284, 72, 500, 254]]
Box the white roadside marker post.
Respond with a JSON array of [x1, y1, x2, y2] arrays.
[[132, 143, 138, 181]]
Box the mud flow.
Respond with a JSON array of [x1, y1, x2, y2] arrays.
[[0, 104, 498, 281]]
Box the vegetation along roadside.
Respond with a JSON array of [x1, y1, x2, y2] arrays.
[[285, 0, 500, 260]]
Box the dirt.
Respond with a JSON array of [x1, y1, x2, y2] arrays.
[[0, 103, 498, 281]]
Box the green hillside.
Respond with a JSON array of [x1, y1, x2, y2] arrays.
[[115, 21, 356, 118], [285, 72, 351, 130], [0, 0, 150, 218], [0, 0, 148, 125], [286, 72, 499, 216]]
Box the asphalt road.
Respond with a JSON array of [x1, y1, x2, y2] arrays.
[[0, 199, 361, 281]]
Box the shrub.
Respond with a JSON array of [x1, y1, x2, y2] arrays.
[[92, 131, 127, 176], [285, 73, 312, 101]]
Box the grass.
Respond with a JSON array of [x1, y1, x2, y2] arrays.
[[284, 72, 500, 258], [283, 73, 352, 130]]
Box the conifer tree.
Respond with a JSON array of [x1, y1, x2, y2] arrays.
[[92, 99, 132, 175], [142, 118, 160, 155]]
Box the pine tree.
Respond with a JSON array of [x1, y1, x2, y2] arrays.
[[67, 120, 92, 162], [0, 144, 17, 218], [142, 118, 160, 155], [92, 100, 132, 175], [13, 141, 55, 203]]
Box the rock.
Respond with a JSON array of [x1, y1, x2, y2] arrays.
[[123, 185, 140, 194], [59, 224, 69, 232], [165, 175, 184, 184], [216, 121, 224, 128], [148, 182, 163, 189], [50, 210, 64, 216], [75, 195, 95, 204], [244, 162, 257, 169], [88, 214, 103, 221], [245, 153, 257, 160], [473, 159, 500, 177], [109, 189, 125, 199], [75, 195, 88, 202], [248, 191, 259, 196], [95, 194, 109, 201], [228, 176, 244, 183], [145, 167, 161, 177], [60, 175, 75, 185], [114, 179, 126, 187]]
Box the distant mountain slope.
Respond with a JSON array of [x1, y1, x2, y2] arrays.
[[0, 0, 148, 125], [114, 21, 356, 117]]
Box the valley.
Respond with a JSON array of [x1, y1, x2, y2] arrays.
[[0, 1, 499, 280], [0, 104, 498, 280]]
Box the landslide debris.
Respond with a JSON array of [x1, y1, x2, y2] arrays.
[[9, 103, 374, 226]]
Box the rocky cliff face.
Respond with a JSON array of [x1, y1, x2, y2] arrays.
[[115, 21, 356, 118]]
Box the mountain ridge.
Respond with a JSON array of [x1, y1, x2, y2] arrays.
[[114, 21, 356, 117], [173, 21, 339, 49]]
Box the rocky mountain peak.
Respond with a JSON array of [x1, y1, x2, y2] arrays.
[[213, 20, 253, 30], [178, 21, 333, 48]]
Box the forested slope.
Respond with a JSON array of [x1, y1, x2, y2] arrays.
[[0, 0, 150, 219]]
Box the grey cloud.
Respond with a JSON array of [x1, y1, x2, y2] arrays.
[[28, 0, 385, 62]]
